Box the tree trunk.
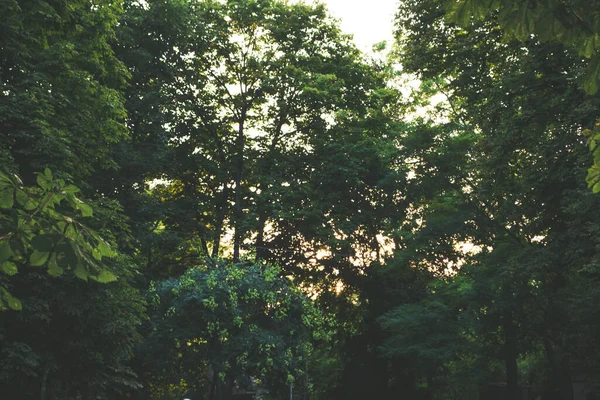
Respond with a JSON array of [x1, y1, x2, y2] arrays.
[[208, 364, 218, 400], [543, 336, 574, 400], [504, 312, 519, 400], [254, 211, 268, 262], [233, 108, 246, 262], [200, 237, 209, 256], [212, 186, 229, 258], [40, 364, 49, 400]]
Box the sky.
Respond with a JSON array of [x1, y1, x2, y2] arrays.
[[318, 0, 398, 53]]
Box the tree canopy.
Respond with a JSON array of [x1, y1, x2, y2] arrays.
[[2, 0, 600, 399]]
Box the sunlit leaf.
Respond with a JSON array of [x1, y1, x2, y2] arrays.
[[93, 269, 117, 283], [30, 250, 50, 267], [1, 288, 22, 311], [1, 261, 18, 276], [74, 264, 89, 281]]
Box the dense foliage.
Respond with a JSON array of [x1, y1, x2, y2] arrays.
[[137, 259, 327, 399], [1, 0, 600, 399]]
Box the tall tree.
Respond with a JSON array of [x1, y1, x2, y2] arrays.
[[0, 0, 128, 183], [378, 0, 600, 398], [0, 3, 147, 399], [112, 0, 403, 295]]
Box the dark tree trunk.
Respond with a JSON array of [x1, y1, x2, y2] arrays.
[[504, 312, 519, 400], [200, 237, 210, 256], [40, 364, 49, 400], [212, 186, 229, 258], [233, 108, 246, 262], [254, 211, 268, 262], [543, 336, 574, 400]]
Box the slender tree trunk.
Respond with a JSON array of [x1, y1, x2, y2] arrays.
[[40, 364, 49, 400], [504, 312, 519, 400], [254, 211, 268, 262], [200, 237, 209, 256], [208, 364, 218, 400], [212, 186, 230, 258], [209, 127, 228, 259], [233, 108, 246, 262]]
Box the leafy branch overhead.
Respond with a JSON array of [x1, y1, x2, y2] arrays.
[[0, 169, 117, 310], [446, 0, 600, 93], [443, 0, 600, 192]]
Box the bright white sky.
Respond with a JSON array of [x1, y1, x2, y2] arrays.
[[318, 0, 398, 53]]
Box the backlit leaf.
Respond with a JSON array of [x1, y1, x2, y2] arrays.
[[30, 250, 50, 267], [1, 261, 18, 276], [74, 264, 89, 281], [1, 288, 22, 311], [93, 269, 117, 283]]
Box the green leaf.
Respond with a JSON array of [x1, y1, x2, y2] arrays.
[[15, 190, 37, 210], [77, 201, 93, 217], [31, 234, 55, 252], [1, 261, 18, 276], [93, 269, 117, 283], [97, 241, 116, 258], [1, 288, 22, 311], [0, 241, 13, 262], [447, 0, 473, 27], [517, 4, 534, 40], [74, 264, 89, 281], [584, 54, 600, 94], [47, 256, 64, 277], [0, 188, 14, 209], [0, 172, 12, 189], [92, 247, 102, 261], [30, 250, 50, 267], [36, 174, 50, 190], [63, 184, 80, 194]]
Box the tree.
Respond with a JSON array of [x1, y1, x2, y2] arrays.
[[381, 0, 600, 398], [0, 168, 146, 399], [112, 0, 402, 293], [446, 0, 600, 93], [0, 269, 144, 400], [0, 3, 147, 397], [0, 0, 128, 184], [443, 0, 600, 192], [136, 258, 329, 400]]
